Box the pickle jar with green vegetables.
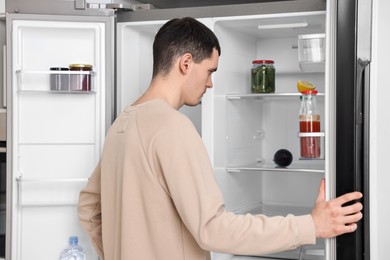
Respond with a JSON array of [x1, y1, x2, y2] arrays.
[[251, 60, 275, 93]]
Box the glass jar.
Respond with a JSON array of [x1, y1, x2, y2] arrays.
[[251, 60, 275, 93], [50, 67, 69, 91], [69, 64, 93, 91], [299, 89, 321, 158]]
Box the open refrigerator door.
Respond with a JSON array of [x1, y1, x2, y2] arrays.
[[6, 13, 114, 260]]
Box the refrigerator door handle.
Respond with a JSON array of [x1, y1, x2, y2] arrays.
[[355, 58, 370, 125], [354, 57, 371, 260]]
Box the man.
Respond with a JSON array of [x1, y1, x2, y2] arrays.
[[78, 17, 363, 260]]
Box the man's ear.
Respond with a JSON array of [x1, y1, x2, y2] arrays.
[[179, 53, 193, 74]]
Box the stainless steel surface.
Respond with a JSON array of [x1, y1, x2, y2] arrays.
[[0, 111, 5, 142], [5, 0, 115, 16], [117, 0, 326, 22], [75, 0, 87, 10], [137, 0, 292, 9], [104, 2, 153, 10]]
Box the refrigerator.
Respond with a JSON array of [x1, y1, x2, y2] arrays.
[[3, 0, 374, 259]]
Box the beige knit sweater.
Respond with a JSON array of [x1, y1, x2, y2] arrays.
[[78, 99, 316, 260]]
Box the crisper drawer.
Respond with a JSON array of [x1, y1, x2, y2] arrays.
[[212, 203, 325, 260]]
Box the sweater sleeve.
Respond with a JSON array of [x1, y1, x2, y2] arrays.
[[78, 161, 105, 259], [154, 115, 316, 256]]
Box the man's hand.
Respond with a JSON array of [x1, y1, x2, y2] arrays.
[[311, 178, 363, 238]]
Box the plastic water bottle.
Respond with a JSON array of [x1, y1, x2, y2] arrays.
[[59, 236, 86, 260]]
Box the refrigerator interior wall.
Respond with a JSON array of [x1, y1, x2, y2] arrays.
[[209, 12, 327, 259], [116, 20, 202, 134], [210, 12, 326, 210], [10, 18, 105, 260]]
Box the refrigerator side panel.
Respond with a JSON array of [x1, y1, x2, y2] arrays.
[[7, 15, 112, 260]]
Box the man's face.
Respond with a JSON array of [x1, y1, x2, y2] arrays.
[[183, 49, 219, 106]]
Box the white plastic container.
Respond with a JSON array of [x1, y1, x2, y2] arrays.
[[298, 33, 325, 72]]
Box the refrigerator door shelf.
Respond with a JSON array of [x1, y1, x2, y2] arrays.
[[16, 69, 97, 93]]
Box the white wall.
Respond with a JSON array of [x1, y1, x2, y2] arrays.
[[370, 0, 390, 259]]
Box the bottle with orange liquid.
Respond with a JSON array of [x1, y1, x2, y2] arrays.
[[299, 90, 321, 158]]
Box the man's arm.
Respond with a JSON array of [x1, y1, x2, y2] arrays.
[[78, 161, 104, 259]]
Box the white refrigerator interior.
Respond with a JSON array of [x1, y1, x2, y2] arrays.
[[117, 11, 327, 260], [10, 18, 106, 259]]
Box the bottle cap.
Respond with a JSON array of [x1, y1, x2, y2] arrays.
[[69, 236, 79, 244], [301, 89, 318, 95], [69, 64, 93, 70], [252, 59, 274, 64]]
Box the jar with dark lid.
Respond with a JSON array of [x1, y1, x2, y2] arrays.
[[251, 60, 275, 93], [50, 67, 69, 91], [69, 64, 93, 91]]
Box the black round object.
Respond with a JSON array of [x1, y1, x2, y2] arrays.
[[273, 149, 293, 167]]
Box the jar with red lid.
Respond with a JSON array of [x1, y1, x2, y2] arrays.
[[69, 64, 93, 91], [251, 60, 275, 93]]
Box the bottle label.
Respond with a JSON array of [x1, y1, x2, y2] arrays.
[[299, 114, 320, 121]]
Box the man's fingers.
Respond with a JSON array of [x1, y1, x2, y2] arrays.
[[341, 201, 363, 215], [344, 211, 363, 224], [315, 178, 326, 203], [333, 191, 363, 206]]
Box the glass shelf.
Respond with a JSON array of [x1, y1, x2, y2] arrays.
[[226, 160, 325, 173], [226, 92, 325, 100]]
